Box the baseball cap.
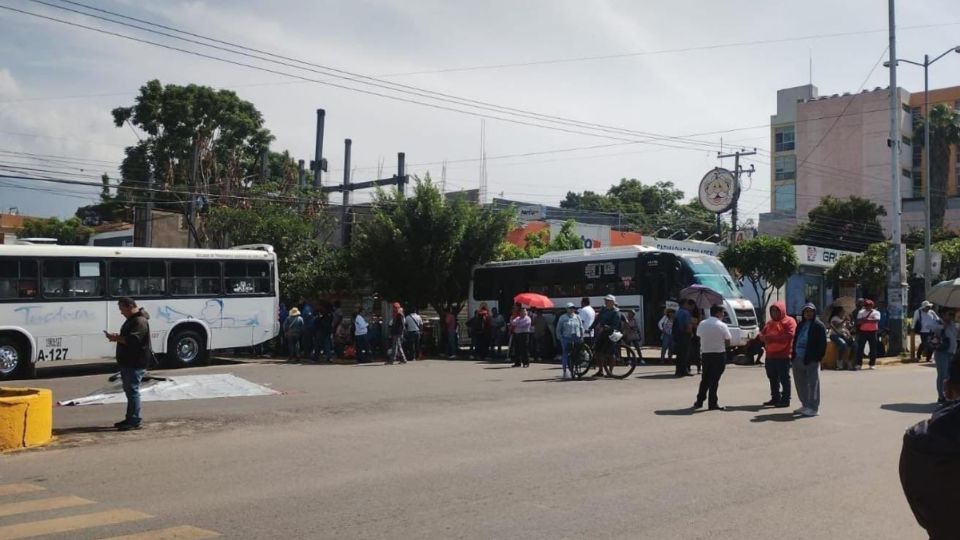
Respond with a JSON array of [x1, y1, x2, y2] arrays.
[[565, 302, 576, 309]]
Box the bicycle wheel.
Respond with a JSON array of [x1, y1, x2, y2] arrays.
[[570, 342, 593, 379], [606, 343, 638, 379]]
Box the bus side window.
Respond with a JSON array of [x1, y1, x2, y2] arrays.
[[225, 261, 269, 295], [0, 258, 38, 299], [42, 260, 103, 298], [110, 260, 165, 297]]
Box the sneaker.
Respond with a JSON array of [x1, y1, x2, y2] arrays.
[[117, 422, 141, 431], [793, 407, 807, 414], [868, 366, 875, 370], [774, 401, 791, 408], [114, 420, 131, 428], [800, 408, 819, 417], [708, 405, 726, 411], [692, 401, 704, 409], [763, 399, 779, 406]]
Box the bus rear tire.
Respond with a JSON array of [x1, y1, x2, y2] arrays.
[[166, 329, 209, 369], [0, 335, 35, 381]]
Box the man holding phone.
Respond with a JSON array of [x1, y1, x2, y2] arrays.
[[104, 297, 152, 431]]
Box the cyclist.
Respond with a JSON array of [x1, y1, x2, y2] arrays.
[[590, 294, 622, 376]]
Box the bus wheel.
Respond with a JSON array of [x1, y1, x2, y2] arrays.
[[0, 335, 35, 381], [166, 329, 209, 368]]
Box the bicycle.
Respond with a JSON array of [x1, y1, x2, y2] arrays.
[[569, 338, 641, 380]]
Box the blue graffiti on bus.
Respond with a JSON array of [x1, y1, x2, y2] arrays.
[[156, 299, 260, 327], [14, 305, 96, 326]]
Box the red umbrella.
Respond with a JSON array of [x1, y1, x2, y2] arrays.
[[513, 292, 554, 309]]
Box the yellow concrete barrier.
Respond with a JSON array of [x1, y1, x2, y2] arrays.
[[0, 387, 53, 451]]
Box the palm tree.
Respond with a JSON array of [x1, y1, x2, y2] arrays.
[[915, 104, 960, 229]]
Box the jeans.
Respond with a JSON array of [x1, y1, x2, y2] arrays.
[[674, 333, 691, 376], [934, 350, 952, 401], [120, 367, 145, 425], [390, 335, 407, 363], [560, 336, 580, 372], [856, 331, 878, 367], [830, 334, 850, 369], [286, 335, 302, 360], [696, 352, 726, 407], [355, 334, 368, 363], [315, 333, 333, 361], [919, 332, 932, 361], [405, 331, 421, 360], [660, 333, 672, 360], [792, 358, 820, 412], [765, 358, 792, 402], [446, 330, 458, 357]]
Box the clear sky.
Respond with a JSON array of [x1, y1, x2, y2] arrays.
[[1, 0, 958, 227]]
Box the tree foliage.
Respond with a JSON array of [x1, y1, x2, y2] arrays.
[[719, 236, 797, 321], [352, 177, 514, 314], [914, 104, 960, 229], [204, 182, 344, 302], [19, 217, 93, 245], [790, 195, 887, 251], [934, 236, 960, 281], [825, 241, 890, 297]]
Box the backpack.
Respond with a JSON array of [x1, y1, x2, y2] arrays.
[[933, 329, 949, 352]]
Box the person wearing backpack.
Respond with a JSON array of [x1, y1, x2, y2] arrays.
[[932, 309, 958, 405], [283, 307, 305, 362]]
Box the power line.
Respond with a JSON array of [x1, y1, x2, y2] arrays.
[[377, 22, 960, 77]]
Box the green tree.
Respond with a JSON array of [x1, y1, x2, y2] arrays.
[[825, 242, 891, 297], [934, 236, 960, 280], [204, 182, 342, 302], [19, 217, 93, 245], [790, 195, 887, 251], [719, 236, 798, 322], [496, 220, 584, 261], [915, 104, 960, 229], [111, 80, 282, 241], [352, 177, 514, 314], [75, 174, 132, 225], [548, 220, 584, 251]]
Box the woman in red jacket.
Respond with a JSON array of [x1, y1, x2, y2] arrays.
[[759, 301, 797, 408]]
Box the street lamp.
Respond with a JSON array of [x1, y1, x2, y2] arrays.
[[703, 233, 720, 243], [885, 45, 960, 294], [653, 226, 669, 238], [667, 229, 686, 240], [683, 230, 702, 241]]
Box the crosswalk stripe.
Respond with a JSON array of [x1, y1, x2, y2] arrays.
[[0, 495, 95, 517], [0, 508, 152, 539], [0, 485, 45, 497], [98, 525, 221, 539]]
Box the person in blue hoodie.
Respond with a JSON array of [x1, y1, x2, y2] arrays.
[[792, 303, 827, 417]]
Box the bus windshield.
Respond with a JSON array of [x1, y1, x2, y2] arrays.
[[683, 255, 743, 299]]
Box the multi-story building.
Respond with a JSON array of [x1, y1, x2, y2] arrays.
[[760, 83, 960, 237]]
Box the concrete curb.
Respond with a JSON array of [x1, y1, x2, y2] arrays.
[[0, 387, 53, 452]]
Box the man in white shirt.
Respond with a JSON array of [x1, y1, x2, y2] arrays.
[[354, 307, 369, 363], [404, 308, 424, 360], [579, 297, 596, 342], [914, 301, 941, 362], [694, 304, 732, 411]]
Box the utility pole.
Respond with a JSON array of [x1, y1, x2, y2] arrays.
[[143, 166, 153, 247], [186, 140, 200, 249], [887, 0, 906, 355], [718, 148, 756, 244], [341, 139, 352, 244], [312, 109, 326, 188], [398, 152, 407, 196], [297, 159, 306, 214]]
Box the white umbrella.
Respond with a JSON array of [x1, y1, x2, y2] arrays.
[[926, 278, 960, 308]]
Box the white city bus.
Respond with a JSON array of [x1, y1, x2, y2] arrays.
[[468, 245, 758, 351], [0, 244, 279, 380]]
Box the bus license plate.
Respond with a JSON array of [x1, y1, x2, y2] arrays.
[[36, 336, 73, 362]]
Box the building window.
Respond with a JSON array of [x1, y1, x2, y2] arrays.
[[774, 126, 795, 152], [775, 183, 796, 212], [774, 155, 796, 181]]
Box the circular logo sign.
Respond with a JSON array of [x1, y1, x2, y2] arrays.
[[698, 168, 738, 214]]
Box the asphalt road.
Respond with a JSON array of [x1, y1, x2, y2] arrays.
[[1, 358, 939, 539]]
